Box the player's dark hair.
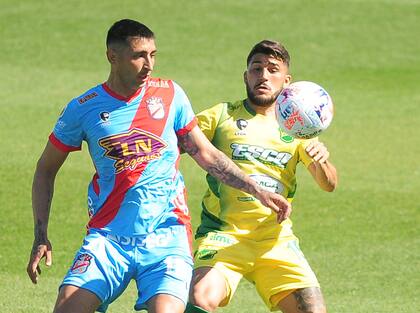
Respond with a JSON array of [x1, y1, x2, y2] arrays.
[[246, 40, 290, 67], [106, 19, 155, 47]]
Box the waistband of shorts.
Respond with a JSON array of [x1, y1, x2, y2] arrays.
[[92, 225, 186, 248]]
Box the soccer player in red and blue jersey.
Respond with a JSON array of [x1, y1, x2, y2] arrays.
[[26, 20, 291, 313]]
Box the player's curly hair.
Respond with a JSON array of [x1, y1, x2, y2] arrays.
[[246, 40, 290, 67], [106, 19, 154, 47]]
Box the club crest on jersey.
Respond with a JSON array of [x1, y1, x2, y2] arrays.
[[71, 253, 92, 274], [146, 97, 165, 120], [99, 128, 167, 173], [279, 129, 294, 143], [236, 119, 248, 130], [235, 119, 248, 135]]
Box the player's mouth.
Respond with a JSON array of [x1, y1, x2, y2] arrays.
[[254, 83, 271, 94], [137, 72, 151, 86], [138, 72, 151, 80]]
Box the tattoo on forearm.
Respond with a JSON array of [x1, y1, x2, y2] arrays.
[[293, 287, 326, 313], [206, 153, 250, 191], [178, 132, 199, 156], [178, 132, 258, 193]]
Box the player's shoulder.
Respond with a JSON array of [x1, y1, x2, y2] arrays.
[[70, 84, 103, 108], [201, 100, 242, 114], [226, 100, 244, 114], [61, 84, 102, 116]]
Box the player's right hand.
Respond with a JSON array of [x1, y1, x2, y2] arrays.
[[255, 190, 292, 223], [27, 240, 52, 284]]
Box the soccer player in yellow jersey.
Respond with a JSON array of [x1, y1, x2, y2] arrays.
[[185, 40, 338, 313]]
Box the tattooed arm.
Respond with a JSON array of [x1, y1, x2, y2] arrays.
[[178, 126, 291, 222], [27, 142, 68, 284]]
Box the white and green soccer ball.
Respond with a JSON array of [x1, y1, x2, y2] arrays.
[[275, 81, 334, 139]]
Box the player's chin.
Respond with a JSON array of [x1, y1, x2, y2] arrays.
[[252, 94, 277, 107]]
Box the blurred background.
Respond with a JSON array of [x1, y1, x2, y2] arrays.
[[0, 0, 419, 312]]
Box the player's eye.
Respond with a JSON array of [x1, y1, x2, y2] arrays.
[[250, 66, 263, 73]]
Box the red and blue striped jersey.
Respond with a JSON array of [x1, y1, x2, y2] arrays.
[[50, 78, 196, 236]]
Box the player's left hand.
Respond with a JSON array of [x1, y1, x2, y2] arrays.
[[306, 141, 330, 164], [255, 190, 292, 223]]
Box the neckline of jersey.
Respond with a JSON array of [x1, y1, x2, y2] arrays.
[[101, 83, 144, 103], [243, 99, 257, 116]]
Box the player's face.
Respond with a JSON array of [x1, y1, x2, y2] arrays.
[[244, 53, 291, 107], [110, 37, 157, 89]]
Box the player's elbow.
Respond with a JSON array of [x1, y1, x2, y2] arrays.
[[323, 184, 336, 192], [322, 179, 337, 192]]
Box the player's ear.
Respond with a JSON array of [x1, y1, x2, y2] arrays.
[[106, 48, 117, 64], [243, 71, 248, 84], [283, 74, 292, 88]]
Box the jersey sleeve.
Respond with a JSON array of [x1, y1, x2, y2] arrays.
[[171, 81, 197, 136], [196, 102, 225, 141], [49, 100, 83, 152], [298, 137, 318, 167]]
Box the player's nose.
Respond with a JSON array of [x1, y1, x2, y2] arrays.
[[144, 55, 154, 71]]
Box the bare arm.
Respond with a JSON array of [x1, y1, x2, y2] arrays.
[[306, 141, 338, 192], [178, 126, 291, 222], [27, 142, 69, 284]]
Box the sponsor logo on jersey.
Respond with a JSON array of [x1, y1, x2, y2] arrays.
[[71, 253, 92, 274], [78, 92, 98, 104], [249, 174, 284, 194], [107, 231, 170, 248], [148, 79, 170, 88], [146, 97, 165, 119], [56, 107, 67, 129], [195, 249, 218, 260], [207, 233, 237, 246], [230, 143, 293, 168], [99, 128, 167, 173], [100, 111, 110, 122], [56, 120, 66, 129]]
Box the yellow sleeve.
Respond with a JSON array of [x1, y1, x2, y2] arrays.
[[196, 103, 226, 141], [298, 137, 319, 168]]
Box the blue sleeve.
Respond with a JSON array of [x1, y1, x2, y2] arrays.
[[172, 82, 197, 135], [50, 100, 84, 152]]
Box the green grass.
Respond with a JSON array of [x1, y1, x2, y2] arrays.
[[1, 0, 419, 312]]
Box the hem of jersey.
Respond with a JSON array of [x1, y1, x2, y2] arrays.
[[49, 133, 81, 152]]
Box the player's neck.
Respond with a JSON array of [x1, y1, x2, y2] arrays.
[[247, 99, 276, 117], [105, 75, 144, 99]]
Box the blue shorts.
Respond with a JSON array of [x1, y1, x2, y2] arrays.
[[60, 225, 193, 312]]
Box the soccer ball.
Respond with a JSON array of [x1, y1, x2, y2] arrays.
[[275, 81, 334, 139]]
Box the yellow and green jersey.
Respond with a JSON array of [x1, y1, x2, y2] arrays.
[[196, 100, 315, 238]]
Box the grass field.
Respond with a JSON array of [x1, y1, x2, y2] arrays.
[[1, 0, 419, 312]]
